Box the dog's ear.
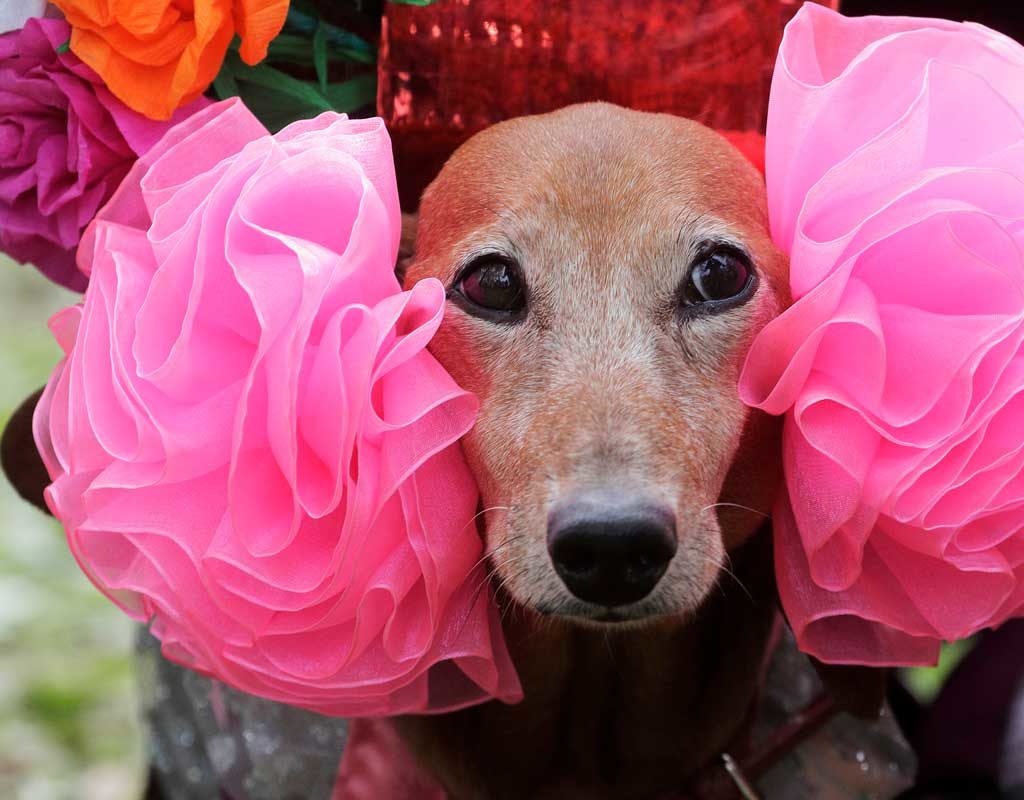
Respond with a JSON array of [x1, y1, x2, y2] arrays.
[[812, 659, 887, 720], [396, 212, 418, 287], [1, 389, 52, 515]]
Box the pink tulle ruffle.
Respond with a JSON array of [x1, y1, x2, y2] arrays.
[[741, 5, 1024, 665], [33, 98, 521, 714]]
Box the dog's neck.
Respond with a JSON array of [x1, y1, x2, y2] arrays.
[[397, 530, 778, 800]]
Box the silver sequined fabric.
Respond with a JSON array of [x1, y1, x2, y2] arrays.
[[136, 629, 349, 800]]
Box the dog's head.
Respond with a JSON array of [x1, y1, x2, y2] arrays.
[[406, 103, 788, 625]]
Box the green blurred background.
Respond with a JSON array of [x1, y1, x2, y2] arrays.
[[0, 254, 967, 800], [0, 256, 143, 800]]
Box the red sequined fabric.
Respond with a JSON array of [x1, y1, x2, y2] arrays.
[[378, 0, 839, 208]]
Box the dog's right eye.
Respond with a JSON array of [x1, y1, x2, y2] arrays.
[[678, 245, 756, 317], [453, 257, 527, 319]]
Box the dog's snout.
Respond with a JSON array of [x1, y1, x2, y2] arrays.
[[547, 494, 677, 607]]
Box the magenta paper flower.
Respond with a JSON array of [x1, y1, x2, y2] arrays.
[[33, 98, 521, 715], [740, 5, 1024, 665], [0, 18, 204, 291]]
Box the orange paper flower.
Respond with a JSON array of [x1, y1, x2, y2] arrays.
[[50, 0, 289, 120]]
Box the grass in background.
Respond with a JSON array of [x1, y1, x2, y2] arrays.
[[0, 258, 143, 800], [901, 638, 975, 704]]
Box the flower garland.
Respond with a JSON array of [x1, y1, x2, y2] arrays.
[[2, 2, 1023, 716]]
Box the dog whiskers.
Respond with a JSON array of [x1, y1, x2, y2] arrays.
[[494, 564, 535, 627], [716, 551, 753, 603], [464, 537, 532, 608], [701, 501, 771, 519], [466, 532, 525, 575], [461, 505, 514, 535]]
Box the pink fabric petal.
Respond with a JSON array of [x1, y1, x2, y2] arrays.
[[33, 98, 522, 716], [741, 6, 1024, 665], [774, 496, 941, 666]]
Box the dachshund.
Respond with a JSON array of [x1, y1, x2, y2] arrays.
[[394, 102, 792, 799]]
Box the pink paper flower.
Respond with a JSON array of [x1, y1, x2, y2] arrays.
[[33, 98, 521, 715], [740, 5, 1024, 665], [0, 18, 204, 291]]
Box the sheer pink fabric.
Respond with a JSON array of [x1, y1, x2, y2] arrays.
[[33, 98, 521, 714], [741, 5, 1024, 665]]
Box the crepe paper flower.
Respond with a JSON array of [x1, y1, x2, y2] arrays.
[[0, 18, 207, 291], [33, 98, 522, 716], [740, 4, 1024, 666], [0, 0, 46, 34], [49, 0, 290, 120]]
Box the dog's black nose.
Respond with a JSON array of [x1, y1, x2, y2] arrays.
[[547, 494, 677, 607]]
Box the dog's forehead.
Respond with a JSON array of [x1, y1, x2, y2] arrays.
[[417, 103, 769, 271]]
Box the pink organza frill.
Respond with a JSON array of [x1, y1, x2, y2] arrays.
[[33, 98, 522, 714], [741, 5, 1024, 665]]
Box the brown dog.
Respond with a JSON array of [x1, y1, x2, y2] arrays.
[[395, 102, 791, 799]]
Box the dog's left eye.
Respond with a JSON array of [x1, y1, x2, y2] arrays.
[[453, 256, 527, 318], [681, 247, 755, 311]]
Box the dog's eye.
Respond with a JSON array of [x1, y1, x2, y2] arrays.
[[681, 247, 755, 310], [454, 257, 526, 318]]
